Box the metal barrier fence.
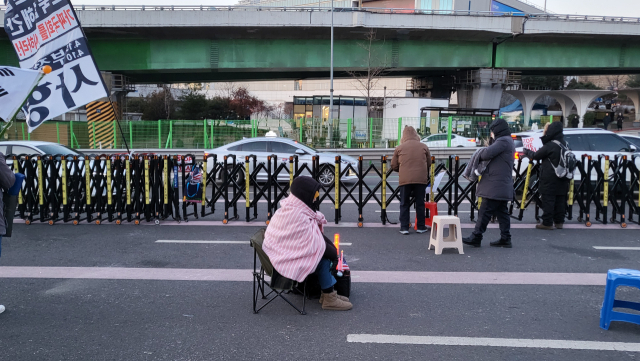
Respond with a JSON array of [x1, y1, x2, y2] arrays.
[[6, 116, 529, 150], [10, 152, 639, 228]]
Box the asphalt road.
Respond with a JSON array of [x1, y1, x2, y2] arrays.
[[1, 223, 640, 360]]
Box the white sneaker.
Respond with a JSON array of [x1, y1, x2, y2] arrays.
[[416, 228, 429, 234], [0, 305, 5, 314], [399, 230, 409, 235]]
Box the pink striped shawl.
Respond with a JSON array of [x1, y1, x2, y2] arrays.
[[262, 195, 327, 282]]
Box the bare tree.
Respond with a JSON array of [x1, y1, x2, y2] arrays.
[[604, 75, 629, 91], [270, 102, 289, 120], [216, 82, 239, 100], [346, 29, 391, 118], [163, 84, 173, 120]]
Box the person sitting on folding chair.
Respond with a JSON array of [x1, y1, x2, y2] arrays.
[[263, 176, 352, 311]]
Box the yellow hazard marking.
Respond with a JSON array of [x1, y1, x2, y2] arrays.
[[62, 160, 67, 206], [85, 159, 91, 205], [164, 159, 169, 205], [521, 164, 532, 210], [106, 160, 112, 205], [245, 161, 250, 208], [145, 159, 150, 205], [37, 160, 43, 206]]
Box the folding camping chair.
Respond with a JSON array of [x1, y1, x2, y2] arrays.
[[250, 229, 307, 315]]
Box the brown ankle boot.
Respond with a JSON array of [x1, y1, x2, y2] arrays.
[[321, 291, 352, 311], [319, 293, 349, 304]]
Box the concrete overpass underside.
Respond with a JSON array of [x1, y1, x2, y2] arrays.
[[2, 9, 640, 83]]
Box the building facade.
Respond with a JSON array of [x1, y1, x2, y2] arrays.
[[237, 0, 546, 13]]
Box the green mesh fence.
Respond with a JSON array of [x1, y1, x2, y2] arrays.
[[6, 117, 534, 150]]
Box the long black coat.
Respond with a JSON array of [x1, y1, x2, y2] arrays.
[[477, 119, 516, 202], [524, 122, 570, 196]]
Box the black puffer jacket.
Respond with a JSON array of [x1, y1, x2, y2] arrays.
[[524, 122, 570, 196], [476, 119, 516, 202]]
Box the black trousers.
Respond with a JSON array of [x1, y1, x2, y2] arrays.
[[540, 194, 567, 227], [400, 184, 426, 230], [471, 198, 511, 241]]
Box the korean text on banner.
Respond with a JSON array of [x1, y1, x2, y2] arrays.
[[0, 66, 42, 122], [3, 0, 108, 133]]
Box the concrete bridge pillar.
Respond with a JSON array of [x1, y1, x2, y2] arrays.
[[619, 89, 640, 126], [455, 69, 510, 110], [557, 90, 614, 128], [506, 90, 547, 127], [507, 90, 614, 128]]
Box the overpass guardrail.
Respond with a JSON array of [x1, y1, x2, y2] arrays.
[[1, 5, 639, 23], [9, 152, 639, 228]]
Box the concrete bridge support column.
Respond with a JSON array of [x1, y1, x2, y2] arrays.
[[455, 69, 509, 111], [506, 90, 547, 127], [619, 89, 640, 126]]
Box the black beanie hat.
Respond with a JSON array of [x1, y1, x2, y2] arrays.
[[290, 176, 322, 210], [489, 118, 511, 139]]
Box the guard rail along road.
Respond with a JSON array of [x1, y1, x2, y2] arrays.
[[10, 152, 640, 228], [76, 148, 479, 161]]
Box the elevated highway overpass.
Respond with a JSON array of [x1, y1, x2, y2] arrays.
[[2, 6, 640, 83]]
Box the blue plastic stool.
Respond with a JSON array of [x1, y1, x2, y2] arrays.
[[600, 269, 640, 330]]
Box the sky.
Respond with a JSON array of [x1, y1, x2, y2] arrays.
[[50, 0, 640, 18]]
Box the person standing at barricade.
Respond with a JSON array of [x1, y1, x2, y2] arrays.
[[617, 113, 624, 131], [391, 126, 431, 235], [463, 118, 515, 248], [603, 114, 611, 130], [523, 122, 570, 230], [0, 151, 16, 315]]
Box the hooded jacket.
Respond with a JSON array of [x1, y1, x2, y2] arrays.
[[476, 119, 516, 201], [290, 176, 322, 211], [524, 122, 570, 196], [263, 188, 327, 282], [391, 126, 432, 186]]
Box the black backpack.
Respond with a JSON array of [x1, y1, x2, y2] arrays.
[[551, 140, 577, 180]]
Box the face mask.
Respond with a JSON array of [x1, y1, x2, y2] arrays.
[[490, 132, 495, 139]]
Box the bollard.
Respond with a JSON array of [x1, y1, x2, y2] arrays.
[[289, 156, 294, 188], [61, 158, 68, 207], [201, 159, 208, 218], [357, 156, 363, 228], [335, 156, 340, 224], [454, 156, 460, 216], [107, 158, 113, 222], [381, 156, 387, 225], [245, 156, 251, 222], [145, 157, 150, 206], [519, 163, 533, 220], [602, 156, 609, 225], [37, 157, 44, 211], [567, 179, 575, 220], [430, 159, 435, 203]]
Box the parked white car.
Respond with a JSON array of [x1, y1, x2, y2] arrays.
[[421, 134, 477, 148], [205, 137, 359, 187], [0, 141, 80, 157], [513, 128, 639, 182], [620, 134, 640, 149]]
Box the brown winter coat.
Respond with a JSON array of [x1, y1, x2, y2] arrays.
[[391, 126, 431, 186]]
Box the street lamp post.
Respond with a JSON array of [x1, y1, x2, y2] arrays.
[[329, 0, 334, 146]]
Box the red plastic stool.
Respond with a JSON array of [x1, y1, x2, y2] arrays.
[[414, 202, 439, 230]]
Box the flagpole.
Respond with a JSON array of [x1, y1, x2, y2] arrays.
[[0, 66, 51, 140], [108, 95, 131, 153]]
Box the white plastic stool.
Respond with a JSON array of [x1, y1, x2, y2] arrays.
[[428, 215, 464, 255]]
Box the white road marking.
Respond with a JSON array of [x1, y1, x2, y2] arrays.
[[593, 246, 640, 251], [346, 334, 640, 352], [156, 240, 352, 246]]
